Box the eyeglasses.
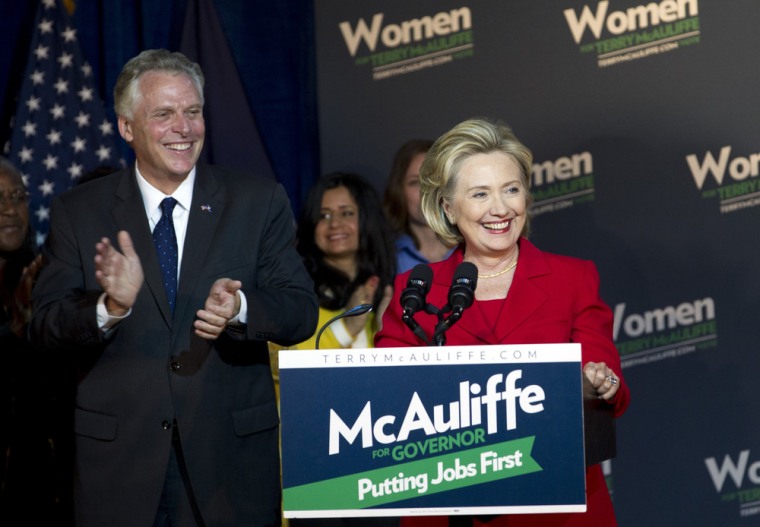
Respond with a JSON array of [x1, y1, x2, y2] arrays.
[[0, 188, 30, 206]]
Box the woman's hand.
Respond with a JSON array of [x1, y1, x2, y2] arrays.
[[343, 276, 380, 337], [583, 361, 621, 401], [375, 285, 393, 332]]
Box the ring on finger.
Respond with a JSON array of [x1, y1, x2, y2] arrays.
[[605, 375, 618, 386]]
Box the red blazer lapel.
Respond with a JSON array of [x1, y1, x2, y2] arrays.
[[449, 239, 553, 343], [493, 239, 551, 342], [425, 240, 554, 344], [426, 248, 486, 344]]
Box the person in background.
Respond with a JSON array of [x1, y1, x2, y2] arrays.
[[268, 172, 396, 527], [383, 139, 453, 274], [290, 172, 396, 351], [0, 157, 60, 525], [29, 49, 318, 527], [376, 118, 630, 527], [283, 173, 398, 527]]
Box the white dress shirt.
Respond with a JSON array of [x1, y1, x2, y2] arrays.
[[97, 165, 247, 329]]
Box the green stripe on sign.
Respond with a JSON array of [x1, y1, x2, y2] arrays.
[[284, 436, 541, 510]]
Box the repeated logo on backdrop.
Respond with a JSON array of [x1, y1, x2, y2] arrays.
[[613, 296, 718, 368], [704, 449, 760, 519], [317, 3, 759, 523], [563, 0, 701, 68], [686, 146, 760, 214], [530, 151, 595, 216], [337, 6, 475, 80]]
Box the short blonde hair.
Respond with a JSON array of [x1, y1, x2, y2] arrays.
[[419, 118, 533, 246]]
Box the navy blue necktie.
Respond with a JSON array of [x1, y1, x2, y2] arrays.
[[153, 197, 178, 313]]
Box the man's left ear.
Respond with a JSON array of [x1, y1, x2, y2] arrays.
[[118, 116, 132, 142]]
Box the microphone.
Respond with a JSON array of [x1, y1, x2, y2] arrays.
[[400, 264, 433, 315], [400, 264, 433, 345], [315, 303, 373, 350], [433, 262, 478, 346], [448, 262, 478, 316]]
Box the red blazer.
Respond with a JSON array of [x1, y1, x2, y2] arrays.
[[376, 238, 629, 527]]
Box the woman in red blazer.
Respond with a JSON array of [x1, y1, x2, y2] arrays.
[[376, 118, 630, 527]]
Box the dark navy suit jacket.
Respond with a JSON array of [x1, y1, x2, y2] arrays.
[[31, 164, 317, 526]]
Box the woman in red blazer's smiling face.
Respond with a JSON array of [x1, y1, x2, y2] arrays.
[[442, 150, 526, 289]]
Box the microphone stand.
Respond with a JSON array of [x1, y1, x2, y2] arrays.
[[402, 308, 432, 346], [432, 306, 452, 346], [315, 303, 373, 350], [402, 302, 467, 347]]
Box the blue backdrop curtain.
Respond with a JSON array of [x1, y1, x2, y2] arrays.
[[0, 0, 319, 215]]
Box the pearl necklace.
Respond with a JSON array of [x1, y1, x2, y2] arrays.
[[477, 259, 517, 279]]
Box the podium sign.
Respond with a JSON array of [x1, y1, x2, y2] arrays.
[[280, 344, 586, 518]]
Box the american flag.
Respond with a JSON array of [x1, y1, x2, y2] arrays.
[[3, 0, 122, 246]]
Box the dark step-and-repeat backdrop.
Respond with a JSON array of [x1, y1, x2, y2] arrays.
[[314, 1, 760, 525]]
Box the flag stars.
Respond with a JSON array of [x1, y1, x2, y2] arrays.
[[54, 78, 69, 94], [47, 129, 62, 145], [26, 96, 41, 112], [22, 121, 38, 137], [99, 120, 114, 136], [58, 52, 74, 69], [42, 155, 59, 171], [8, 0, 123, 246], [71, 137, 86, 152], [39, 19, 54, 34], [39, 180, 55, 196], [31, 70, 45, 85], [68, 163, 84, 179], [50, 104, 65, 119], [61, 27, 77, 43], [96, 145, 112, 161], [78, 86, 94, 102], [34, 45, 50, 60], [35, 205, 51, 223], [19, 147, 34, 163], [75, 111, 90, 127]]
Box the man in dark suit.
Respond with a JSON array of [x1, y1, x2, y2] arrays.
[[29, 49, 318, 527]]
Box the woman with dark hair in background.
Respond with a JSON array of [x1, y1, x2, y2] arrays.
[[284, 172, 398, 527], [384, 139, 453, 274], [291, 172, 396, 350]]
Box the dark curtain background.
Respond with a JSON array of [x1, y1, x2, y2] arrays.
[[0, 0, 319, 214]]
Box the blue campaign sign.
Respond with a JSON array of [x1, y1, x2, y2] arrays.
[[279, 344, 586, 518]]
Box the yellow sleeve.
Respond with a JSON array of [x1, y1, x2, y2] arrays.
[[290, 306, 377, 350]]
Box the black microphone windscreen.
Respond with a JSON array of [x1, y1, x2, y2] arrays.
[[400, 263, 433, 314], [408, 263, 433, 291], [454, 262, 478, 284], [449, 262, 478, 311]]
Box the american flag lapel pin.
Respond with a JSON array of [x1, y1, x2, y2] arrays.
[[201, 204, 212, 213]]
